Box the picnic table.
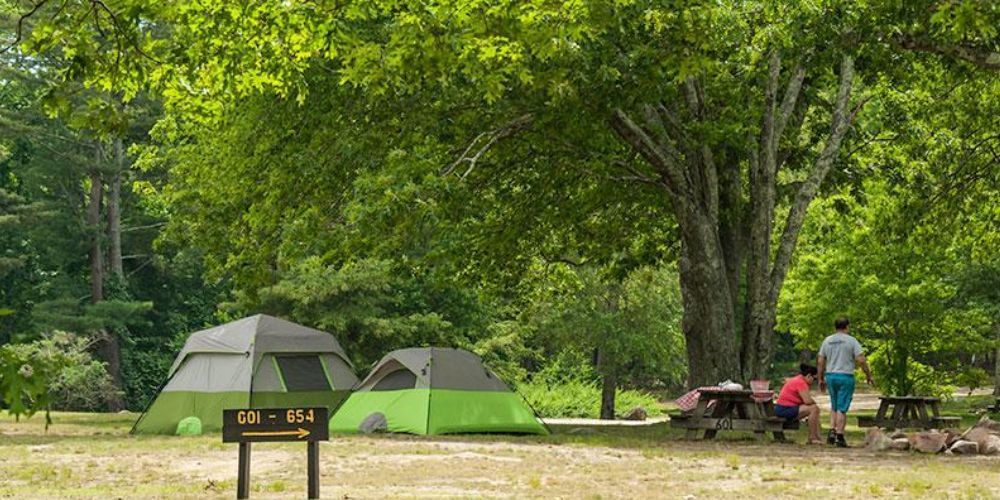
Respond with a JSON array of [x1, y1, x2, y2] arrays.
[[856, 396, 961, 430], [670, 389, 798, 441]]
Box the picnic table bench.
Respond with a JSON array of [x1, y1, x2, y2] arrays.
[[856, 396, 960, 430], [670, 389, 798, 442]]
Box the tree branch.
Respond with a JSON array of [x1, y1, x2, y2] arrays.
[[775, 64, 806, 142], [1, 0, 50, 54], [895, 34, 1000, 72], [769, 55, 857, 306], [442, 113, 533, 179], [608, 109, 687, 198]]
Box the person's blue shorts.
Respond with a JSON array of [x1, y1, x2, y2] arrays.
[[826, 373, 856, 413], [774, 404, 799, 420]]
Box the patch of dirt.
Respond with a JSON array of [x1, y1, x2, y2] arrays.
[[5, 411, 1000, 498]]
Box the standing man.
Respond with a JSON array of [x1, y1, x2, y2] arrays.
[[818, 317, 874, 447]]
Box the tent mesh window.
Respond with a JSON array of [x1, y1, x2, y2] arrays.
[[275, 355, 331, 391], [371, 368, 417, 391]]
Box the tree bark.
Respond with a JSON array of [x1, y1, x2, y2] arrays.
[[89, 142, 124, 411], [741, 54, 808, 381], [106, 136, 124, 278], [677, 216, 740, 387], [600, 371, 617, 420], [96, 330, 125, 411], [597, 346, 617, 420], [88, 146, 104, 304]]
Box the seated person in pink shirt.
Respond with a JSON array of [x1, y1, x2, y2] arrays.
[[774, 364, 822, 444]]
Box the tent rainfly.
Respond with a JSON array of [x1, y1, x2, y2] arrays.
[[132, 314, 358, 435], [329, 347, 547, 435]]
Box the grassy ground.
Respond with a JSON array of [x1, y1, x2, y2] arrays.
[[2, 405, 999, 499]]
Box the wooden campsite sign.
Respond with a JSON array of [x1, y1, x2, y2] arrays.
[[223, 407, 328, 499]]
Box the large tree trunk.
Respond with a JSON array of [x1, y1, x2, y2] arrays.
[[107, 137, 124, 279], [609, 54, 857, 388], [677, 216, 740, 387]]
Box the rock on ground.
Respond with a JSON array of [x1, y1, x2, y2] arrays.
[[865, 428, 892, 451], [943, 429, 962, 447], [909, 431, 948, 453], [888, 429, 907, 440], [359, 412, 388, 434], [623, 407, 648, 421], [949, 440, 979, 455], [961, 427, 1000, 455], [975, 416, 1000, 433], [981, 435, 1000, 455], [890, 438, 910, 451]]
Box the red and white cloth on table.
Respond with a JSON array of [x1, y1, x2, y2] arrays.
[[674, 386, 775, 412], [674, 387, 706, 412]]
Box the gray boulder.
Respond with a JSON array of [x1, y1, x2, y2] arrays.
[[358, 412, 388, 433]]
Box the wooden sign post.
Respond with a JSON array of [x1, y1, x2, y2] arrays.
[[223, 407, 329, 499]]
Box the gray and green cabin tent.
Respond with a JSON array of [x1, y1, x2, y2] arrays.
[[132, 314, 358, 435], [329, 347, 547, 435]]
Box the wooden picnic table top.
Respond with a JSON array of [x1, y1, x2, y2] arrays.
[[878, 395, 941, 403], [699, 389, 755, 396]]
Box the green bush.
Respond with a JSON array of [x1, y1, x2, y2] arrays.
[[0, 332, 119, 423], [518, 378, 663, 419], [868, 347, 955, 398], [50, 355, 120, 412]]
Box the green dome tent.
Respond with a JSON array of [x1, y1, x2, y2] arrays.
[[329, 347, 547, 435], [132, 314, 358, 435]]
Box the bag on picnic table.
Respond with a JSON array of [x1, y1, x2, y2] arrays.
[[718, 380, 743, 391]]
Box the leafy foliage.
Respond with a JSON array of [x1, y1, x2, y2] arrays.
[[518, 377, 663, 419], [1, 0, 998, 407], [256, 257, 487, 369], [521, 263, 687, 389], [781, 183, 994, 396], [0, 332, 117, 426]]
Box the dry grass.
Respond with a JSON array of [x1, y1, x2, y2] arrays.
[[2, 411, 1000, 498]]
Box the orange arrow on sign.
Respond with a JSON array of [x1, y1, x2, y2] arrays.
[[241, 428, 311, 439]]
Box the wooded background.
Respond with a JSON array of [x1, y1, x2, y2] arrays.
[[0, 0, 997, 419]]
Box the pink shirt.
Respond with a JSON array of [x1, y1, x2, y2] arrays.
[[776, 374, 809, 407]]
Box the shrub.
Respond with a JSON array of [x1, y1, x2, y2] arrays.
[[50, 355, 120, 412], [952, 366, 992, 396], [868, 347, 955, 398], [0, 332, 119, 425], [517, 377, 663, 419]]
